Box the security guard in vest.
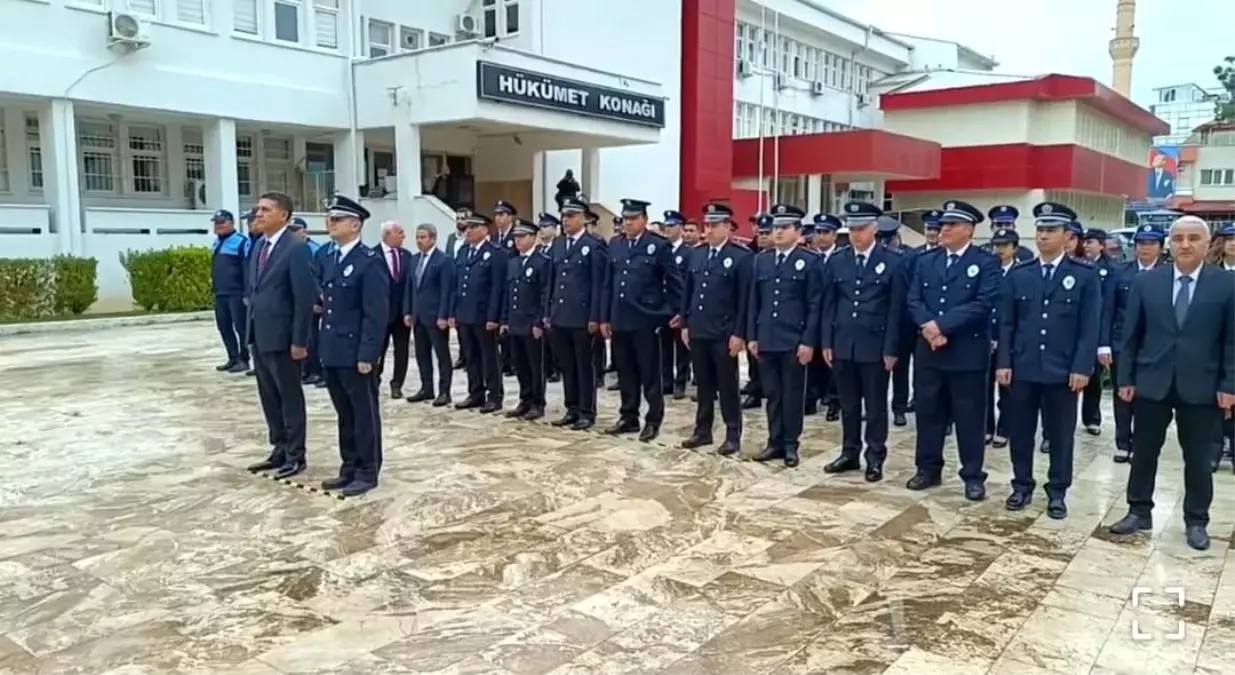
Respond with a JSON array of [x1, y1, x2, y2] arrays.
[[906, 200, 1000, 500], [499, 219, 551, 421], [820, 203, 906, 482], [747, 204, 822, 468], [546, 198, 607, 430], [986, 205, 1036, 262], [451, 211, 508, 414], [678, 202, 752, 456], [741, 214, 773, 410], [210, 209, 252, 373], [996, 202, 1101, 519], [986, 225, 1021, 448], [317, 195, 389, 497], [601, 198, 685, 442]]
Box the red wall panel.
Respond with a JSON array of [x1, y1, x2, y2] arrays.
[[680, 0, 736, 220]]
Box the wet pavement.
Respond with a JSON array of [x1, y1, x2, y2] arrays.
[[1, 322, 1233, 675]]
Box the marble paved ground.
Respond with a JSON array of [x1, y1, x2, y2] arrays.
[[1, 323, 1233, 675]]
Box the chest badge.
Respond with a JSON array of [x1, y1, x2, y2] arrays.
[[581, 245, 590, 256], [524, 267, 533, 279], [723, 257, 733, 269], [483, 251, 491, 261], [1099, 268, 1108, 277], [966, 264, 979, 278], [646, 243, 656, 255], [675, 255, 682, 265], [794, 259, 806, 271], [874, 261, 885, 275], [342, 264, 354, 278], [1062, 274, 1075, 290]]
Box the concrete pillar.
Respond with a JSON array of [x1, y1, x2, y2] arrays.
[[806, 175, 823, 214], [203, 118, 240, 221], [531, 151, 546, 217], [39, 99, 82, 253], [580, 147, 600, 203], [333, 129, 364, 199], [394, 122, 422, 224]]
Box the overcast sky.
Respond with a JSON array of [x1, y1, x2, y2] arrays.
[[827, 0, 1229, 106]]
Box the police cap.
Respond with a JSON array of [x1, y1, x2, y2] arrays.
[[211, 209, 234, 224], [940, 200, 984, 226], [769, 203, 806, 228], [537, 212, 561, 229], [1032, 201, 1076, 227], [1132, 224, 1165, 243], [843, 201, 883, 227], [512, 219, 538, 237], [923, 210, 942, 230], [326, 194, 371, 221], [620, 198, 650, 218], [465, 212, 494, 228], [1083, 228, 1108, 242], [990, 227, 1019, 245], [494, 200, 517, 216], [663, 210, 687, 226], [703, 202, 734, 223], [988, 205, 1019, 225], [813, 213, 843, 232], [559, 196, 588, 214]]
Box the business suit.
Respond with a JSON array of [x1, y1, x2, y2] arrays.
[[377, 244, 414, 395], [404, 248, 454, 402], [247, 226, 318, 476], [1117, 264, 1235, 530]]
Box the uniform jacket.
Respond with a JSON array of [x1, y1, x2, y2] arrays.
[[746, 246, 822, 353], [247, 228, 318, 352], [820, 244, 906, 363], [668, 239, 692, 279], [403, 248, 454, 326], [492, 226, 518, 256], [452, 240, 507, 324], [1099, 260, 1160, 351], [680, 242, 752, 341], [907, 244, 1000, 372], [601, 233, 685, 332], [996, 256, 1101, 384], [211, 231, 250, 296], [500, 251, 551, 335], [547, 231, 608, 328], [317, 243, 390, 367]]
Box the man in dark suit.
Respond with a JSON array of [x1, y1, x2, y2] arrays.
[[377, 221, 413, 399], [244, 192, 318, 479], [1108, 216, 1235, 551], [451, 212, 507, 413], [403, 223, 454, 407]]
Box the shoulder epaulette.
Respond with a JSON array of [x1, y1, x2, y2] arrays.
[[1012, 258, 1038, 270], [920, 246, 945, 256]]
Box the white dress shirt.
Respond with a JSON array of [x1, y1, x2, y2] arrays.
[[380, 242, 400, 274], [336, 238, 360, 261]]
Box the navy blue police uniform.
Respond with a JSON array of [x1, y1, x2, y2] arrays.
[[446, 209, 471, 372], [1213, 224, 1235, 472], [662, 209, 693, 398], [209, 209, 252, 372], [985, 226, 1022, 447], [492, 200, 520, 377], [805, 215, 842, 420], [403, 224, 456, 406], [819, 203, 906, 481], [595, 212, 617, 384], [601, 198, 685, 442], [1098, 224, 1165, 462], [304, 229, 334, 387], [985, 205, 1036, 262], [546, 199, 608, 430], [500, 220, 552, 420], [906, 200, 1000, 499], [451, 212, 508, 413], [679, 202, 752, 455], [316, 196, 389, 497], [533, 214, 559, 383], [746, 204, 823, 468], [1079, 227, 1116, 434], [740, 214, 772, 409], [890, 210, 939, 419]]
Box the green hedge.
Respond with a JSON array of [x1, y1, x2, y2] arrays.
[[0, 256, 100, 322], [53, 255, 99, 315], [119, 246, 214, 312]]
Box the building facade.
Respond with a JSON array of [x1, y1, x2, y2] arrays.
[[1149, 83, 1227, 145], [1162, 122, 1235, 223]]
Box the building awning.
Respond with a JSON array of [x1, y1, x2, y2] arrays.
[[732, 130, 940, 181], [1173, 200, 1235, 214]]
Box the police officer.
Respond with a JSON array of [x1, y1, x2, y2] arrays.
[[601, 198, 685, 442], [1079, 227, 1116, 436], [740, 215, 773, 409], [210, 209, 252, 373], [678, 202, 752, 456], [996, 202, 1101, 519], [820, 203, 905, 482], [906, 200, 1000, 500], [986, 205, 1036, 262], [915, 212, 942, 252], [290, 217, 326, 386], [986, 226, 1021, 448], [807, 214, 842, 420], [493, 201, 520, 377], [596, 212, 617, 386], [662, 210, 693, 399], [500, 219, 551, 421], [535, 214, 560, 383], [747, 204, 822, 468], [446, 206, 471, 370], [546, 198, 607, 430], [891, 210, 938, 421], [450, 212, 507, 413], [1099, 223, 1165, 463], [317, 195, 389, 497]]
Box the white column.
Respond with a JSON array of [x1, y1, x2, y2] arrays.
[[39, 99, 82, 254], [531, 150, 546, 217], [203, 118, 240, 218], [394, 122, 422, 224], [806, 175, 823, 214], [580, 147, 600, 203], [333, 129, 364, 199]]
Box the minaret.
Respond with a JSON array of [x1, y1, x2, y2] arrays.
[[1109, 0, 1139, 98]]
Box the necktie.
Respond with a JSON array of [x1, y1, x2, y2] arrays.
[[257, 237, 271, 275], [708, 249, 717, 264], [335, 248, 342, 266], [946, 253, 958, 268], [1175, 276, 1192, 327], [776, 252, 786, 267], [415, 253, 428, 286], [856, 253, 866, 269], [1042, 263, 1054, 281], [390, 249, 400, 279], [565, 237, 573, 253]]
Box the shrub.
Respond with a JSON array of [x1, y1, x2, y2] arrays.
[[120, 246, 214, 312], [0, 259, 56, 321], [52, 256, 99, 315]]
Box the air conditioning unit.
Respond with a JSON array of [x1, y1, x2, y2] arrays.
[[856, 93, 871, 107], [773, 74, 787, 91], [811, 81, 826, 96], [106, 11, 151, 50], [737, 59, 754, 78], [186, 179, 207, 209], [402, 32, 420, 50], [455, 13, 479, 37]]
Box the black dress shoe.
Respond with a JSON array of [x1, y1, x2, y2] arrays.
[[905, 472, 941, 491], [522, 407, 545, 421], [604, 420, 640, 436], [340, 481, 377, 497], [453, 358, 466, 370], [717, 440, 740, 456], [246, 459, 279, 473], [479, 401, 502, 414], [893, 412, 907, 427], [228, 362, 249, 374], [783, 447, 800, 468], [991, 436, 1008, 449], [1039, 439, 1051, 454], [390, 385, 403, 400], [215, 361, 234, 372], [302, 374, 322, 385], [432, 394, 451, 407], [672, 384, 687, 400], [455, 397, 483, 410], [681, 434, 713, 449], [321, 476, 352, 491], [547, 372, 561, 383], [1046, 498, 1068, 520], [905, 399, 916, 412], [505, 405, 530, 419], [753, 445, 784, 463], [406, 390, 433, 403], [273, 460, 306, 479], [1186, 524, 1210, 551], [606, 382, 620, 391], [570, 418, 594, 431], [690, 394, 699, 403], [1114, 447, 1132, 463], [864, 463, 883, 483], [825, 407, 841, 422], [964, 482, 986, 501], [246, 368, 257, 377], [823, 455, 861, 474], [315, 379, 328, 389], [740, 395, 762, 410], [1005, 491, 1033, 511], [1108, 513, 1153, 535], [804, 404, 819, 416], [638, 424, 659, 443], [551, 413, 579, 427]]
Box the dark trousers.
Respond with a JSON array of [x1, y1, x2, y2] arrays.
[[914, 367, 987, 483], [807, 356, 838, 409], [1128, 388, 1218, 525], [593, 336, 608, 378], [304, 316, 323, 377], [690, 338, 741, 441], [612, 329, 665, 426], [890, 329, 916, 413], [253, 349, 308, 464], [1213, 414, 1235, 460], [553, 327, 597, 419], [761, 351, 807, 451], [511, 333, 546, 408], [1008, 380, 1078, 497], [1080, 360, 1105, 426], [744, 353, 762, 396], [1111, 353, 1134, 451], [379, 320, 411, 387], [543, 336, 559, 377], [412, 322, 452, 396], [986, 364, 1010, 438], [214, 294, 248, 363], [324, 367, 382, 484], [834, 359, 890, 464], [458, 322, 503, 403], [660, 328, 691, 389], [499, 334, 514, 374]]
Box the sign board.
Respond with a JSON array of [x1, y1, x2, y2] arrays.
[[476, 62, 666, 128]]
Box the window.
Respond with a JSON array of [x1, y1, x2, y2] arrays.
[[504, 0, 518, 34], [399, 26, 423, 51], [273, 0, 300, 42], [427, 32, 448, 47], [127, 125, 164, 194], [0, 116, 8, 193], [1200, 169, 1235, 186], [127, 0, 157, 16], [183, 127, 205, 184], [233, 0, 258, 34], [78, 121, 117, 193], [25, 115, 42, 191], [236, 135, 254, 197], [481, 0, 518, 38], [312, 0, 338, 48], [175, 0, 207, 25], [263, 136, 293, 194], [367, 19, 392, 57]]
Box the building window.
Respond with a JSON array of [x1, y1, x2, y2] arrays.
[[367, 19, 392, 57], [175, 0, 207, 25], [183, 127, 205, 185], [312, 0, 338, 48], [1200, 168, 1235, 186], [262, 136, 293, 194], [427, 32, 448, 47], [127, 0, 158, 17], [127, 125, 165, 194], [233, 0, 258, 34], [25, 114, 42, 192], [78, 121, 118, 193], [504, 0, 519, 34], [237, 134, 254, 198], [481, 0, 518, 37], [399, 25, 423, 51], [273, 0, 300, 42]]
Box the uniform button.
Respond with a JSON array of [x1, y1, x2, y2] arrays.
[[1041, 313, 1048, 319], [853, 301, 859, 307], [620, 293, 625, 299], [702, 283, 708, 288], [699, 305, 704, 310], [1043, 299, 1050, 306], [941, 285, 948, 291], [938, 311, 944, 316], [773, 301, 779, 307], [940, 298, 947, 303], [326, 296, 332, 301], [774, 289, 780, 294], [326, 309, 332, 314], [1040, 329, 1046, 335], [620, 282, 625, 287], [855, 289, 861, 295], [559, 299, 564, 303], [851, 312, 858, 318], [775, 279, 780, 284], [1039, 344, 1046, 350], [325, 324, 331, 330], [772, 312, 778, 318]]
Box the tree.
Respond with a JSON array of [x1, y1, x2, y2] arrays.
[[1215, 56, 1235, 122]]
